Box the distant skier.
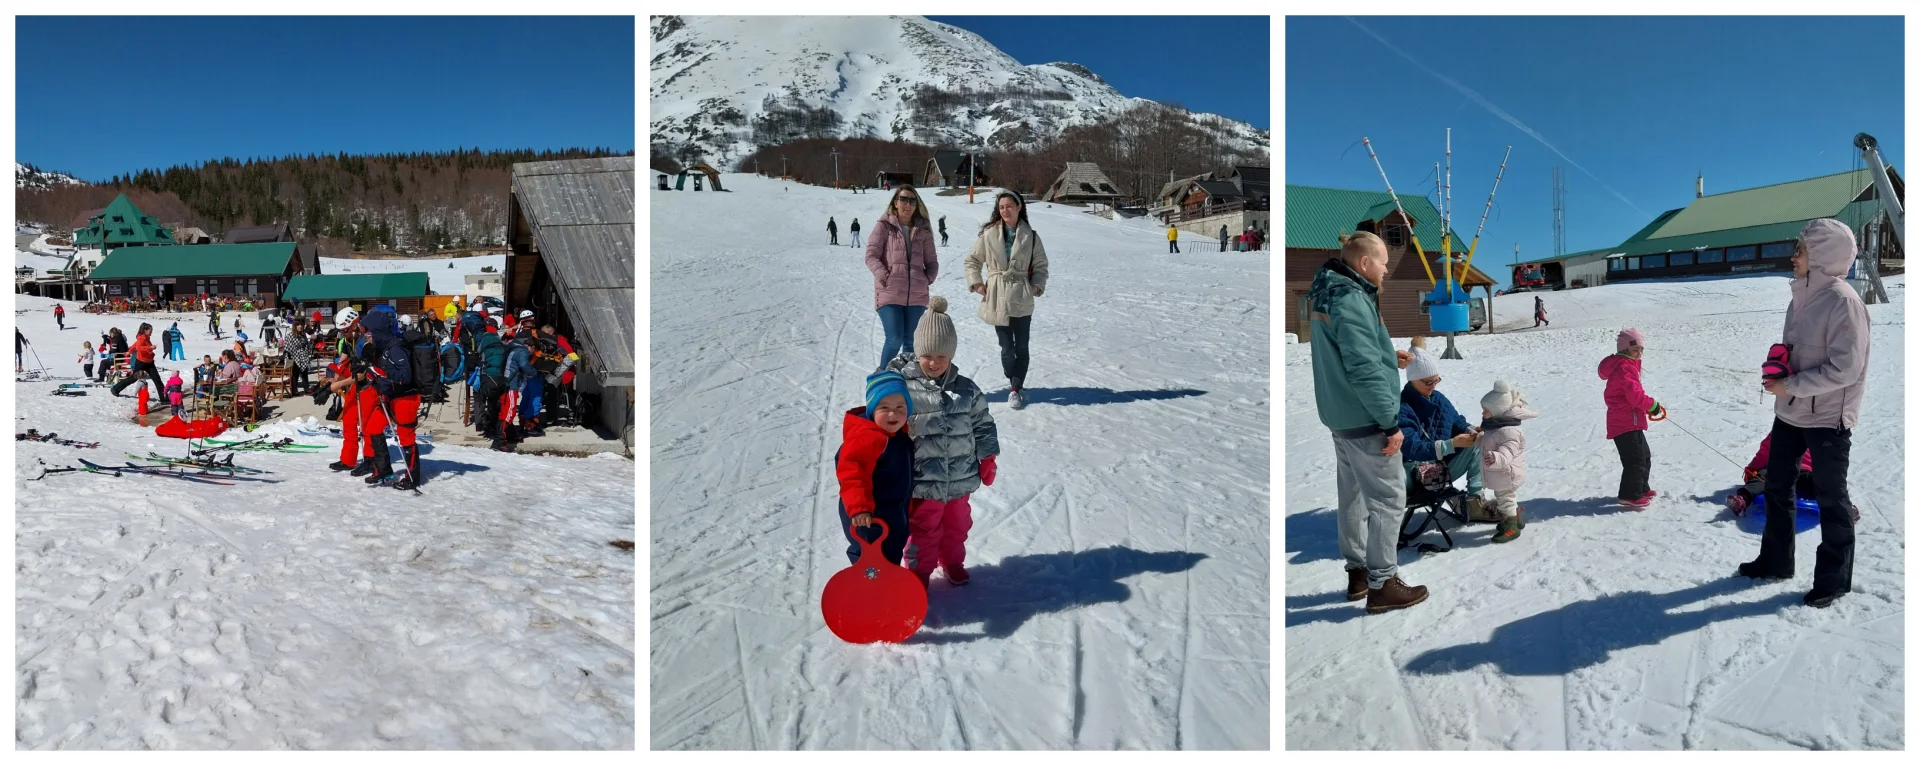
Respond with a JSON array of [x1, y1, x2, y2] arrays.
[[15, 329, 27, 373], [1534, 295, 1549, 327], [53, 303, 65, 330], [850, 218, 863, 248], [828, 216, 839, 246], [1167, 224, 1180, 254], [1219, 224, 1229, 252]]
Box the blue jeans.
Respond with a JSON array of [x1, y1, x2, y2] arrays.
[[876, 304, 926, 369]]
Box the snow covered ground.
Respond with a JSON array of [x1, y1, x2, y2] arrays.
[[13, 296, 635, 748], [1285, 274, 1905, 749], [649, 174, 1270, 749], [318, 253, 505, 296]]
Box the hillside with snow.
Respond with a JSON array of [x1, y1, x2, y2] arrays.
[[649, 15, 1268, 164], [650, 174, 1270, 748], [1285, 276, 1904, 749], [17, 161, 86, 190]]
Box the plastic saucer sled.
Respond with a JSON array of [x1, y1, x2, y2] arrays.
[[1736, 493, 1822, 535], [821, 519, 927, 643]]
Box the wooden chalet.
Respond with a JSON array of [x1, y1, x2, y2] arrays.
[[1043, 162, 1124, 204], [1285, 184, 1496, 341]]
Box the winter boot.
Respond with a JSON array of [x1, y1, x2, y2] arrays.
[[348, 457, 376, 477], [1009, 389, 1026, 410], [1620, 494, 1651, 510], [1466, 494, 1502, 524], [943, 564, 970, 586], [1738, 558, 1792, 580], [363, 435, 393, 484], [329, 459, 357, 472], [1346, 568, 1369, 601], [1491, 515, 1523, 544], [1366, 577, 1428, 614], [399, 445, 423, 488], [1803, 586, 1848, 608], [490, 438, 514, 453]]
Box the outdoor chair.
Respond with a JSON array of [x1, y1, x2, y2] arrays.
[[1400, 484, 1470, 555]]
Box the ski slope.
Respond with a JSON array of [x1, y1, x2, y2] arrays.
[[650, 173, 1271, 749], [13, 297, 635, 748], [1285, 275, 1905, 749]]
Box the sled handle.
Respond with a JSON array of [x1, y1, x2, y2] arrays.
[[859, 518, 891, 549]]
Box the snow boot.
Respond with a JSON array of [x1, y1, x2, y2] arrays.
[[329, 459, 356, 472], [1803, 586, 1848, 608], [1346, 568, 1368, 602], [348, 457, 376, 477], [490, 438, 514, 453], [943, 564, 970, 586], [1009, 389, 1026, 410], [363, 434, 393, 484], [1727, 492, 1750, 515], [1491, 515, 1522, 544], [392, 475, 418, 491], [1366, 577, 1428, 614], [1466, 494, 1502, 524], [1738, 559, 1792, 580], [399, 445, 423, 488]]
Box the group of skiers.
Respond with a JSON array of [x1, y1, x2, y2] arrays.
[[832, 214, 952, 248], [1309, 218, 1870, 615], [833, 184, 1052, 591]]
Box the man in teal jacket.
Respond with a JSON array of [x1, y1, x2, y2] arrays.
[[1308, 231, 1428, 614]]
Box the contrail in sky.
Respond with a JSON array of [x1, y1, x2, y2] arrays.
[[1343, 16, 1653, 220]]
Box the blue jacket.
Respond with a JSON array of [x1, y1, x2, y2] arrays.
[[1397, 384, 1473, 464]]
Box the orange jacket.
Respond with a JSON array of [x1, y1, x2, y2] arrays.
[[131, 333, 155, 364], [834, 407, 912, 518]]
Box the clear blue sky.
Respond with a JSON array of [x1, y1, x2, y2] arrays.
[[929, 16, 1270, 130], [1286, 16, 1903, 290], [16, 16, 636, 182]]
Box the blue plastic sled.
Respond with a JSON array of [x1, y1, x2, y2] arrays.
[[1735, 493, 1822, 534]]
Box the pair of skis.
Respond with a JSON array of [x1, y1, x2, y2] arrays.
[[127, 452, 272, 476], [16, 430, 99, 449], [34, 458, 268, 485]]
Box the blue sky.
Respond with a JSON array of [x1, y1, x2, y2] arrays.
[[930, 16, 1270, 130], [15, 16, 636, 182], [1286, 16, 1903, 289]]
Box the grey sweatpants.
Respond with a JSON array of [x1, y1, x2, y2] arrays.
[[1334, 432, 1407, 589]]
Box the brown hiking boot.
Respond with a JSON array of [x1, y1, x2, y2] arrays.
[[1346, 568, 1368, 601], [1366, 577, 1429, 614]]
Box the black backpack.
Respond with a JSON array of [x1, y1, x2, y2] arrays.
[[403, 327, 443, 402], [358, 311, 417, 398]]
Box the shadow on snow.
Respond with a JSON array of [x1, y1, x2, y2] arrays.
[[983, 387, 1207, 407], [1285, 495, 1623, 568], [909, 546, 1208, 644]]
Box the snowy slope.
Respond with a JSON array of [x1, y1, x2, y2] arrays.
[[13, 297, 636, 748], [1285, 276, 1905, 749], [650, 174, 1270, 748], [649, 15, 1268, 163], [318, 253, 505, 296], [17, 161, 86, 190]]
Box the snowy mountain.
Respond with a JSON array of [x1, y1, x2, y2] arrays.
[[650, 15, 1269, 164], [1286, 277, 1905, 749], [17, 162, 85, 190], [650, 175, 1270, 748]]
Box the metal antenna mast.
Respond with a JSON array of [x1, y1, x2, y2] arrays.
[[1552, 166, 1566, 258]]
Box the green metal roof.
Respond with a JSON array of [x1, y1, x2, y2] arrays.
[[1649, 168, 1886, 239], [1611, 199, 1883, 258], [281, 272, 431, 302], [72, 193, 174, 247], [1285, 185, 1470, 253], [86, 242, 299, 280]]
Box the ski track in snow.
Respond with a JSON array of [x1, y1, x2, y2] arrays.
[[650, 174, 1270, 749], [1285, 275, 1905, 750], [13, 297, 635, 749]]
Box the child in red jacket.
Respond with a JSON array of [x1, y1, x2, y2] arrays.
[[836, 370, 916, 566], [1598, 328, 1661, 509], [1727, 434, 1858, 521]]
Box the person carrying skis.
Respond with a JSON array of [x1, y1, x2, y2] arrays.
[[849, 218, 863, 248], [887, 297, 998, 589], [358, 308, 426, 490], [110, 323, 165, 396], [835, 369, 916, 567], [53, 303, 65, 330], [1743, 218, 1870, 608], [1600, 328, 1661, 508], [828, 216, 839, 246]]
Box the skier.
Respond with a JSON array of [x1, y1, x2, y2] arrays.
[[1600, 329, 1661, 508], [835, 369, 916, 567], [828, 216, 839, 246], [110, 323, 165, 397], [16, 329, 28, 373], [208, 304, 221, 339], [53, 303, 65, 330], [326, 308, 375, 476], [1167, 224, 1180, 254], [887, 298, 998, 588], [849, 218, 862, 248], [964, 190, 1049, 410], [358, 309, 426, 490], [1744, 218, 1870, 608], [164, 322, 185, 361], [867, 186, 938, 369], [1534, 295, 1549, 327]]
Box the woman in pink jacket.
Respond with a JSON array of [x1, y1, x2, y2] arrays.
[[1598, 328, 1662, 508], [865, 185, 939, 369]]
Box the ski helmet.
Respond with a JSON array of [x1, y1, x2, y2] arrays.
[[335, 307, 360, 331]]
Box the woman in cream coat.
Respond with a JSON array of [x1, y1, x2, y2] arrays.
[[964, 191, 1050, 410]]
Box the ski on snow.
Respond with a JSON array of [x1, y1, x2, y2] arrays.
[[17, 431, 100, 448], [77, 458, 235, 485]]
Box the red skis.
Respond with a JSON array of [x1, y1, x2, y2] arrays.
[[821, 519, 927, 644]]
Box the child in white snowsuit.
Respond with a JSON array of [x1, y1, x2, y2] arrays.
[[1477, 380, 1538, 543], [888, 296, 1000, 588]]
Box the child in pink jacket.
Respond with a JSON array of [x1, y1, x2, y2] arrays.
[[1477, 380, 1538, 543], [1598, 329, 1661, 509]]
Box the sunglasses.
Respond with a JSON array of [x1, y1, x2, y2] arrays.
[[896, 197, 918, 204], [1417, 376, 1442, 386]]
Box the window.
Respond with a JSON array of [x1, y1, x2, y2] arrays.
[[119, 228, 134, 236], [1383, 225, 1407, 247], [1609, 257, 1625, 272], [1761, 241, 1794, 259], [1700, 248, 1724, 264], [1642, 254, 1667, 269], [246, 279, 259, 296], [1671, 251, 1695, 266], [1627, 257, 1640, 270], [112, 215, 124, 222], [1726, 245, 1757, 262]]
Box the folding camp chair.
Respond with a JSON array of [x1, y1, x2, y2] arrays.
[[1400, 484, 1470, 554]]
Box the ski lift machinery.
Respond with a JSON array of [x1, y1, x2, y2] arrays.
[[1854, 132, 1901, 306], [1363, 130, 1511, 359]]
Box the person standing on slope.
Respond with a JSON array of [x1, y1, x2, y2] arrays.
[[208, 304, 221, 339], [1167, 224, 1180, 254], [1743, 218, 1870, 608], [1599, 329, 1661, 508], [850, 218, 863, 248], [964, 191, 1049, 410], [828, 216, 839, 246], [887, 297, 998, 589], [866, 185, 939, 370], [165, 322, 185, 361], [53, 303, 65, 330], [358, 309, 426, 490], [1308, 231, 1427, 614], [1220, 224, 1230, 253], [1534, 295, 1549, 328], [16, 329, 28, 373], [938, 215, 948, 247]]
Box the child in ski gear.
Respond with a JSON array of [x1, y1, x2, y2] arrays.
[[1729, 434, 1816, 515], [886, 297, 999, 588], [1396, 348, 1489, 516], [1599, 328, 1659, 508], [1478, 380, 1538, 543], [79, 341, 96, 379], [166, 370, 185, 417], [836, 370, 916, 568]]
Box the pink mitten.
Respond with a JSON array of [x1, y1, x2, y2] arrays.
[[979, 455, 997, 487]]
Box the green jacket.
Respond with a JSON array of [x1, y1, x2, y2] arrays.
[[1308, 258, 1401, 434]]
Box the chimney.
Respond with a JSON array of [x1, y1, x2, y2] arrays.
[[1696, 172, 1703, 199]]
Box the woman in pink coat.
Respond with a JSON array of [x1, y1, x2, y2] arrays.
[[865, 185, 939, 369], [1598, 328, 1662, 508]]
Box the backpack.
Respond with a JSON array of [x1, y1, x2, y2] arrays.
[[438, 341, 467, 385], [403, 327, 442, 402], [357, 310, 417, 397], [475, 331, 507, 379]]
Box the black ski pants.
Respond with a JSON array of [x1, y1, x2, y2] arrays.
[[475, 375, 508, 439], [995, 314, 1033, 391], [112, 359, 164, 396], [1612, 429, 1651, 501], [1754, 418, 1854, 593]]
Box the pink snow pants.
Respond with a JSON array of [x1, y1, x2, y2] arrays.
[[906, 496, 973, 576]]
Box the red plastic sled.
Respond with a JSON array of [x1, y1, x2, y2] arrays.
[[821, 518, 927, 644], [155, 415, 228, 439]]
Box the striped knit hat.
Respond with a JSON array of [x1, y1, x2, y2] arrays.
[[864, 369, 912, 417]]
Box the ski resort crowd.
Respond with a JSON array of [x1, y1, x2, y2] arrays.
[[832, 184, 1050, 591], [1306, 218, 1871, 615]]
